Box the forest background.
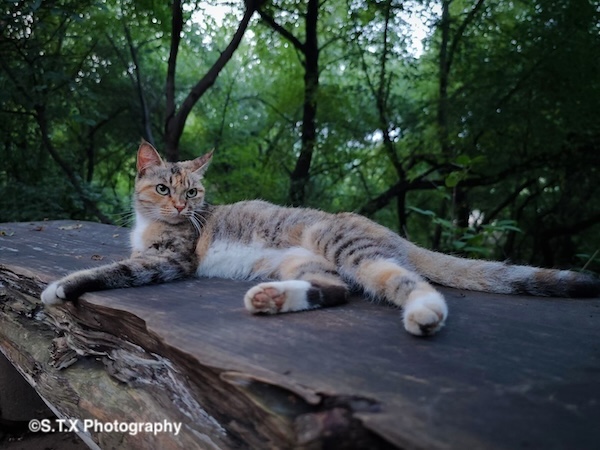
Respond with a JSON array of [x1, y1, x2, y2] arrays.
[[1, 0, 599, 273]]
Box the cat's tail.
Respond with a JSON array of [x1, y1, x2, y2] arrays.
[[405, 244, 600, 298]]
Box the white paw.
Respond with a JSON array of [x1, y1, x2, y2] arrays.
[[244, 280, 311, 314], [403, 292, 448, 336], [41, 281, 66, 305]]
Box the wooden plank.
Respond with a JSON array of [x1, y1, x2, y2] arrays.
[[1, 220, 600, 449]]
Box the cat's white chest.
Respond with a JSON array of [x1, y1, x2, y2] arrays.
[[131, 212, 150, 253]]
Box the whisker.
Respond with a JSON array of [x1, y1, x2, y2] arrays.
[[188, 214, 201, 235], [192, 210, 208, 227], [189, 211, 207, 233], [110, 209, 136, 227]]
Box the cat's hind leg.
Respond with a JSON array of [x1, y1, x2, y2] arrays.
[[244, 248, 348, 314], [351, 258, 448, 336]]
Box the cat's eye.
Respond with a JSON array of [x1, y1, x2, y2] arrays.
[[186, 188, 198, 198], [156, 184, 170, 196]]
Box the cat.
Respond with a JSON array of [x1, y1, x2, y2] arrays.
[[41, 141, 600, 336]]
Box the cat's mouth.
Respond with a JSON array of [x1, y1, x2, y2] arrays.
[[162, 211, 190, 224], [162, 209, 205, 230]]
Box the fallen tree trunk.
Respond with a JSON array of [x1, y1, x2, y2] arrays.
[[1, 220, 599, 449]]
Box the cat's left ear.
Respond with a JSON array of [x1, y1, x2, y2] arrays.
[[190, 149, 214, 177]]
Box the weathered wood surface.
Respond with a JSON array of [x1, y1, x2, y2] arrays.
[[1, 220, 600, 449]]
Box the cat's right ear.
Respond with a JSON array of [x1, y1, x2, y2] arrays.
[[190, 149, 214, 177], [137, 140, 164, 176]]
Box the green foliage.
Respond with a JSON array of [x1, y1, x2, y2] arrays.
[[1, 0, 598, 273], [408, 206, 521, 258]]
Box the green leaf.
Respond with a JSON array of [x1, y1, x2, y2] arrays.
[[407, 206, 436, 217], [434, 218, 454, 229], [445, 171, 463, 188], [455, 155, 471, 166], [452, 240, 467, 249]]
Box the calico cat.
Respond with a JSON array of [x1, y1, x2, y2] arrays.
[[41, 141, 600, 336]]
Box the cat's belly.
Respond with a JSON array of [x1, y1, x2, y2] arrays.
[[197, 241, 302, 280]]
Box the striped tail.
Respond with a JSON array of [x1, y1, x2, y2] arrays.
[[406, 245, 600, 298]]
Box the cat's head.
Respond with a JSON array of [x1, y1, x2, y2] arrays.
[[134, 140, 213, 225]]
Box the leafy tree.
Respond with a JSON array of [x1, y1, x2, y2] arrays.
[[1, 0, 598, 273]]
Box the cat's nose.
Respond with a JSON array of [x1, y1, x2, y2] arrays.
[[174, 204, 186, 213]]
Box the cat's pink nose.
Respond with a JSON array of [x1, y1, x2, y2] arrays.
[[174, 204, 185, 213]]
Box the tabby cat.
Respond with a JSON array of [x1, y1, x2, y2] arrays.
[[41, 141, 600, 336]]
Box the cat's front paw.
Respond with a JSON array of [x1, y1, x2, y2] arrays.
[[244, 280, 312, 314], [41, 281, 67, 305], [403, 292, 448, 336]]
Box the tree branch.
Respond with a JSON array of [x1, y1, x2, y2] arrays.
[[446, 0, 485, 74], [124, 25, 155, 144], [480, 179, 535, 227], [34, 105, 112, 224], [165, 1, 258, 160], [257, 8, 305, 53]]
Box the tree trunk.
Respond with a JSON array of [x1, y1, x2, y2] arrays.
[[289, 0, 319, 206], [437, 0, 451, 159], [438, 0, 486, 231], [164, 0, 184, 161]]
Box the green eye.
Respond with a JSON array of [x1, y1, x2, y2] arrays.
[[186, 188, 198, 198], [156, 184, 170, 195]]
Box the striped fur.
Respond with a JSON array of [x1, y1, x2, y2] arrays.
[[41, 142, 600, 336]]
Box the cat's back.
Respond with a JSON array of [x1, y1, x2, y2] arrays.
[[205, 200, 404, 254], [207, 200, 330, 244]]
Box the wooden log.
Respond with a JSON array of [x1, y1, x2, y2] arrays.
[[1, 220, 600, 449]]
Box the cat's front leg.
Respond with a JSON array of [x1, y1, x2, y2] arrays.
[[40, 280, 76, 305], [41, 266, 114, 304], [41, 256, 193, 305], [41, 280, 70, 305]]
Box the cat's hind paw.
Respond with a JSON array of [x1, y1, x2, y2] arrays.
[[41, 281, 67, 305], [244, 280, 312, 314], [403, 292, 448, 336]]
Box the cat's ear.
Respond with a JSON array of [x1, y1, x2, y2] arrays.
[[137, 140, 164, 175], [190, 149, 214, 177]]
